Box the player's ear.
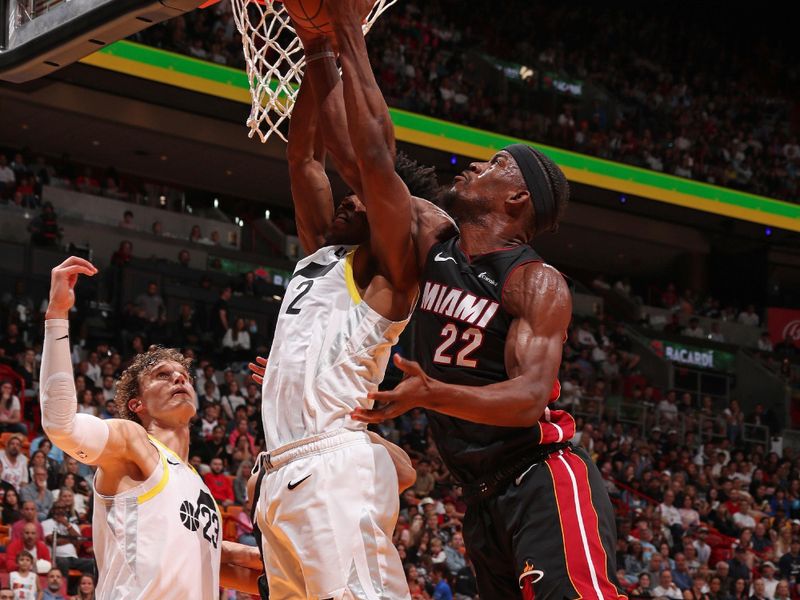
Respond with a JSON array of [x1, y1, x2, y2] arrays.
[[128, 397, 144, 416], [506, 188, 530, 212]]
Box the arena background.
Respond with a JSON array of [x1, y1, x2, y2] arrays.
[[0, 1, 799, 598]]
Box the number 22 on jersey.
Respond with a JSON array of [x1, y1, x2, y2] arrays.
[[433, 323, 483, 368]]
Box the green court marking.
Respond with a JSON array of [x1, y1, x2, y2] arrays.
[[92, 41, 800, 223]]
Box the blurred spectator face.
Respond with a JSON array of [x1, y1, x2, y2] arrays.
[[659, 570, 673, 588], [210, 458, 224, 474], [79, 575, 94, 595], [0, 590, 12, 600], [178, 250, 191, 266], [22, 523, 38, 546], [675, 553, 687, 571], [776, 581, 789, 597], [103, 376, 114, 391], [47, 569, 62, 591], [638, 573, 650, 589], [21, 501, 37, 522], [33, 468, 47, 488], [6, 436, 21, 456], [105, 399, 117, 416], [147, 283, 158, 296], [152, 221, 163, 235], [212, 426, 225, 443], [60, 489, 74, 507]]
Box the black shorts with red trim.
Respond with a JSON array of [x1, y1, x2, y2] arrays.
[[462, 445, 627, 600]]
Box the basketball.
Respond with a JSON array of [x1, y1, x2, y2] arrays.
[[281, 0, 333, 35]]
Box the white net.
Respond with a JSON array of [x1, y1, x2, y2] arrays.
[[230, 0, 397, 143]]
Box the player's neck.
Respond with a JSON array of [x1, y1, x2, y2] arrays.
[[147, 423, 191, 462], [458, 222, 527, 256]]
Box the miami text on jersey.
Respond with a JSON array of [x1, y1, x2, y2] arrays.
[[419, 281, 499, 328]]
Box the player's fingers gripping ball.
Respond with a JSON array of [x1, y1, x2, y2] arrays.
[[281, 0, 373, 35]]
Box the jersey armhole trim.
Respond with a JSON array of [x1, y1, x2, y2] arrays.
[[344, 250, 362, 305], [136, 447, 169, 505]]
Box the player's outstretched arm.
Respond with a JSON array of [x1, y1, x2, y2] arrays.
[[287, 75, 335, 254], [355, 263, 572, 426], [296, 29, 363, 197], [329, 2, 417, 290], [41, 258, 155, 478]]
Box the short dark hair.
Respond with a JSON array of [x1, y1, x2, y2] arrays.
[[115, 346, 193, 424], [395, 152, 440, 200], [527, 146, 569, 235]]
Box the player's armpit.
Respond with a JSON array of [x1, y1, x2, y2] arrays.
[[412, 198, 458, 271]]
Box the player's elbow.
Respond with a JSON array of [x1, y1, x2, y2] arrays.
[[516, 406, 540, 428], [286, 151, 316, 174], [516, 389, 549, 427]]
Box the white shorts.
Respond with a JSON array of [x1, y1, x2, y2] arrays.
[[255, 430, 410, 600]]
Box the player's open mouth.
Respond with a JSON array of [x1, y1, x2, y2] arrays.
[[171, 387, 191, 397]]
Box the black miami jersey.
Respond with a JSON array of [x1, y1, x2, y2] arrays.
[[412, 236, 575, 484]]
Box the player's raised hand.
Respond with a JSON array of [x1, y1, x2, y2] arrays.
[[247, 356, 268, 385], [45, 257, 98, 320], [351, 354, 439, 423]]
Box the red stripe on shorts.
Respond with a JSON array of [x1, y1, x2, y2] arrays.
[[546, 450, 625, 599]]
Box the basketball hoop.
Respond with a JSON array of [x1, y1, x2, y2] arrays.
[[221, 0, 397, 142]]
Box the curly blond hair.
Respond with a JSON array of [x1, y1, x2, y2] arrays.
[[115, 346, 193, 425]]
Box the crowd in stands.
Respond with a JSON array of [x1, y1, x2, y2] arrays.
[[0, 147, 257, 238], [1, 256, 799, 599], [134, 1, 799, 203]]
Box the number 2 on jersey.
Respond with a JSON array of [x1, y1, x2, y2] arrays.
[[286, 280, 314, 315], [432, 323, 483, 368]]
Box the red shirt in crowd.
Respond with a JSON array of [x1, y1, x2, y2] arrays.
[[203, 472, 234, 504], [5, 538, 51, 571]]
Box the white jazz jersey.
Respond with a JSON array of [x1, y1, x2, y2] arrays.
[[262, 245, 409, 449], [92, 437, 221, 600]]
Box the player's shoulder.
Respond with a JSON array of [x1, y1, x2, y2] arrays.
[[502, 261, 571, 317]]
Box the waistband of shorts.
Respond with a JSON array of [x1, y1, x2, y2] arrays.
[[461, 441, 572, 505], [256, 429, 370, 473]]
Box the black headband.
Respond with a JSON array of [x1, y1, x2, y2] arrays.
[[503, 143, 557, 234]]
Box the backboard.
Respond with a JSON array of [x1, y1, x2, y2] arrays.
[[1, 0, 206, 83]]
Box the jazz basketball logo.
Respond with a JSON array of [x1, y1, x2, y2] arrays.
[[519, 560, 544, 600], [179, 489, 220, 548]]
